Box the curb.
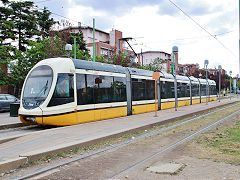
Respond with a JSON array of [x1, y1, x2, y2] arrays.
[[0, 123, 34, 130], [0, 157, 28, 173]]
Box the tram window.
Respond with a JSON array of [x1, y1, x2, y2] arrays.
[[161, 81, 174, 99], [192, 84, 199, 97], [84, 75, 126, 104], [201, 84, 207, 96], [210, 85, 217, 95], [177, 82, 190, 98], [86, 74, 95, 104], [132, 78, 155, 101], [48, 73, 74, 106], [112, 77, 127, 102], [76, 74, 88, 105], [95, 75, 113, 103]]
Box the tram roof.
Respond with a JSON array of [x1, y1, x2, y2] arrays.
[[161, 72, 174, 79], [72, 59, 126, 74], [208, 79, 216, 85], [176, 75, 190, 82], [127, 67, 156, 77], [189, 76, 199, 82]]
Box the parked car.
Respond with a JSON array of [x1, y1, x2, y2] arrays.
[[0, 94, 19, 112]]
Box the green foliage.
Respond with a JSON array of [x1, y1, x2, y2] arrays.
[[0, 1, 15, 45], [67, 32, 90, 57], [149, 57, 167, 72], [95, 56, 112, 63], [0, 46, 12, 85], [111, 52, 131, 67], [36, 6, 56, 39], [44, 36, 65, 58], [10, 1, 40, 51], [26, 40, 47, 62], [70, 45, 90, 60]]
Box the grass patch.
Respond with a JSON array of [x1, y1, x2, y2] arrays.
[[192, 118, 240, 165]]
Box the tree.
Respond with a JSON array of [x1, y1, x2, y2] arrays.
[[149, 57, 167, 72], [0, 0, 15, 45], [67, 32, 90, 57], [36, 7, 55, 39], [0, 46, 12, 85], [10, 1, 39, 51], [111, 53, 131, 67], [0, 47, 31, 96]]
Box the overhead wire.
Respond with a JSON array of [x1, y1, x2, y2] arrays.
[[168, 0, 237, 57], [141, 30, 237, 44]]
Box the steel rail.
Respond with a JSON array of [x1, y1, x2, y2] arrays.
[[15, 102, 240, 180], [110, 108, 240, 179]]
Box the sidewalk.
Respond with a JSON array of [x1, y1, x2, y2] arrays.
[[0, 112, 23, 129], [0, 98, 238, 172]]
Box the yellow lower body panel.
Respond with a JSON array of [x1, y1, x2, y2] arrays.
[[192, 99, 200, 104], [77, 106, 127, 124], [42, 112, 78, 126], [38, 106, 127, 126], [161, 101, 175, 110], [20, 97, 217, 126], [178, 100, 190, 107], [132, 104, 156, 115]]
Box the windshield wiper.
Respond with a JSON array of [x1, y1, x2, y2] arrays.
[[34, 80, 49, 100]]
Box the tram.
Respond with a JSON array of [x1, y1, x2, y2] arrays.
[[19, 58, 217, 126]]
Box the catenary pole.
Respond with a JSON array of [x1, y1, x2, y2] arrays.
[[93, 18, 95, 62]]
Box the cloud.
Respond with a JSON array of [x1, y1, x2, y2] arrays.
[[74, 0, 161, 16]]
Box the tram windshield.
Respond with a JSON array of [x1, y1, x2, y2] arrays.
[[22, 65, 53, 109]]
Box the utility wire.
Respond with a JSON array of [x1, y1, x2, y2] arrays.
[[142, 30, 237, 44], [168, 0, 237, 57]]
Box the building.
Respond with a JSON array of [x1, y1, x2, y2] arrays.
[[137, 51, 171, 72], [59, 26, 135, 60], [208, 68, 226, 76], [0, 65, 14, 95], [178, 63, 199, 76]]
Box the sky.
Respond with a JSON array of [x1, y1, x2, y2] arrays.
[[36, 0, 239, 76]]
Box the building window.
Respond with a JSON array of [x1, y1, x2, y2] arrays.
[[100, 48, 108, 56]]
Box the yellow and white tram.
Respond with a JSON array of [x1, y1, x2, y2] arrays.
[[19, 58, 217, 126]]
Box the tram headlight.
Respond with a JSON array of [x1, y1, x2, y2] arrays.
[[25, 117, 36, 122]]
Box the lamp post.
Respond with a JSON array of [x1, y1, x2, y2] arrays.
[[204, 60, 209, 104], [218, 65, 222, 102], [229, 70, 232, 100], [172, 46, 178, 111], [199, 73, 202, 103], [237, 74, 239, 97], [65, 44, 72, 58]]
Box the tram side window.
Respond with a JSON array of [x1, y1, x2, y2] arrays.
[[132, 78, 155, 101], [94, 75, 113, 103], [177, 82, 190, 98], [83, 75, 127, 104], [192, 84, 199, 97], [48, 73, 74, 106], [161, 81, 174, 99], [210, 85, 217, 95], [112, 77, 127, 102], [201, 84, 207, 96], [76, 74, 88, 105]]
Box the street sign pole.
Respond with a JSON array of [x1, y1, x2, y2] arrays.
[[152, 72, 160, 117]]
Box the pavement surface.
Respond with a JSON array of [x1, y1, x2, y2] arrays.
[[0, 98, 239, 172], [0, 112, 20, 128]]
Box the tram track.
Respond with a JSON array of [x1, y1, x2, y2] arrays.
[[14, 102, 240, 180], [110, 106, 240, 179]]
